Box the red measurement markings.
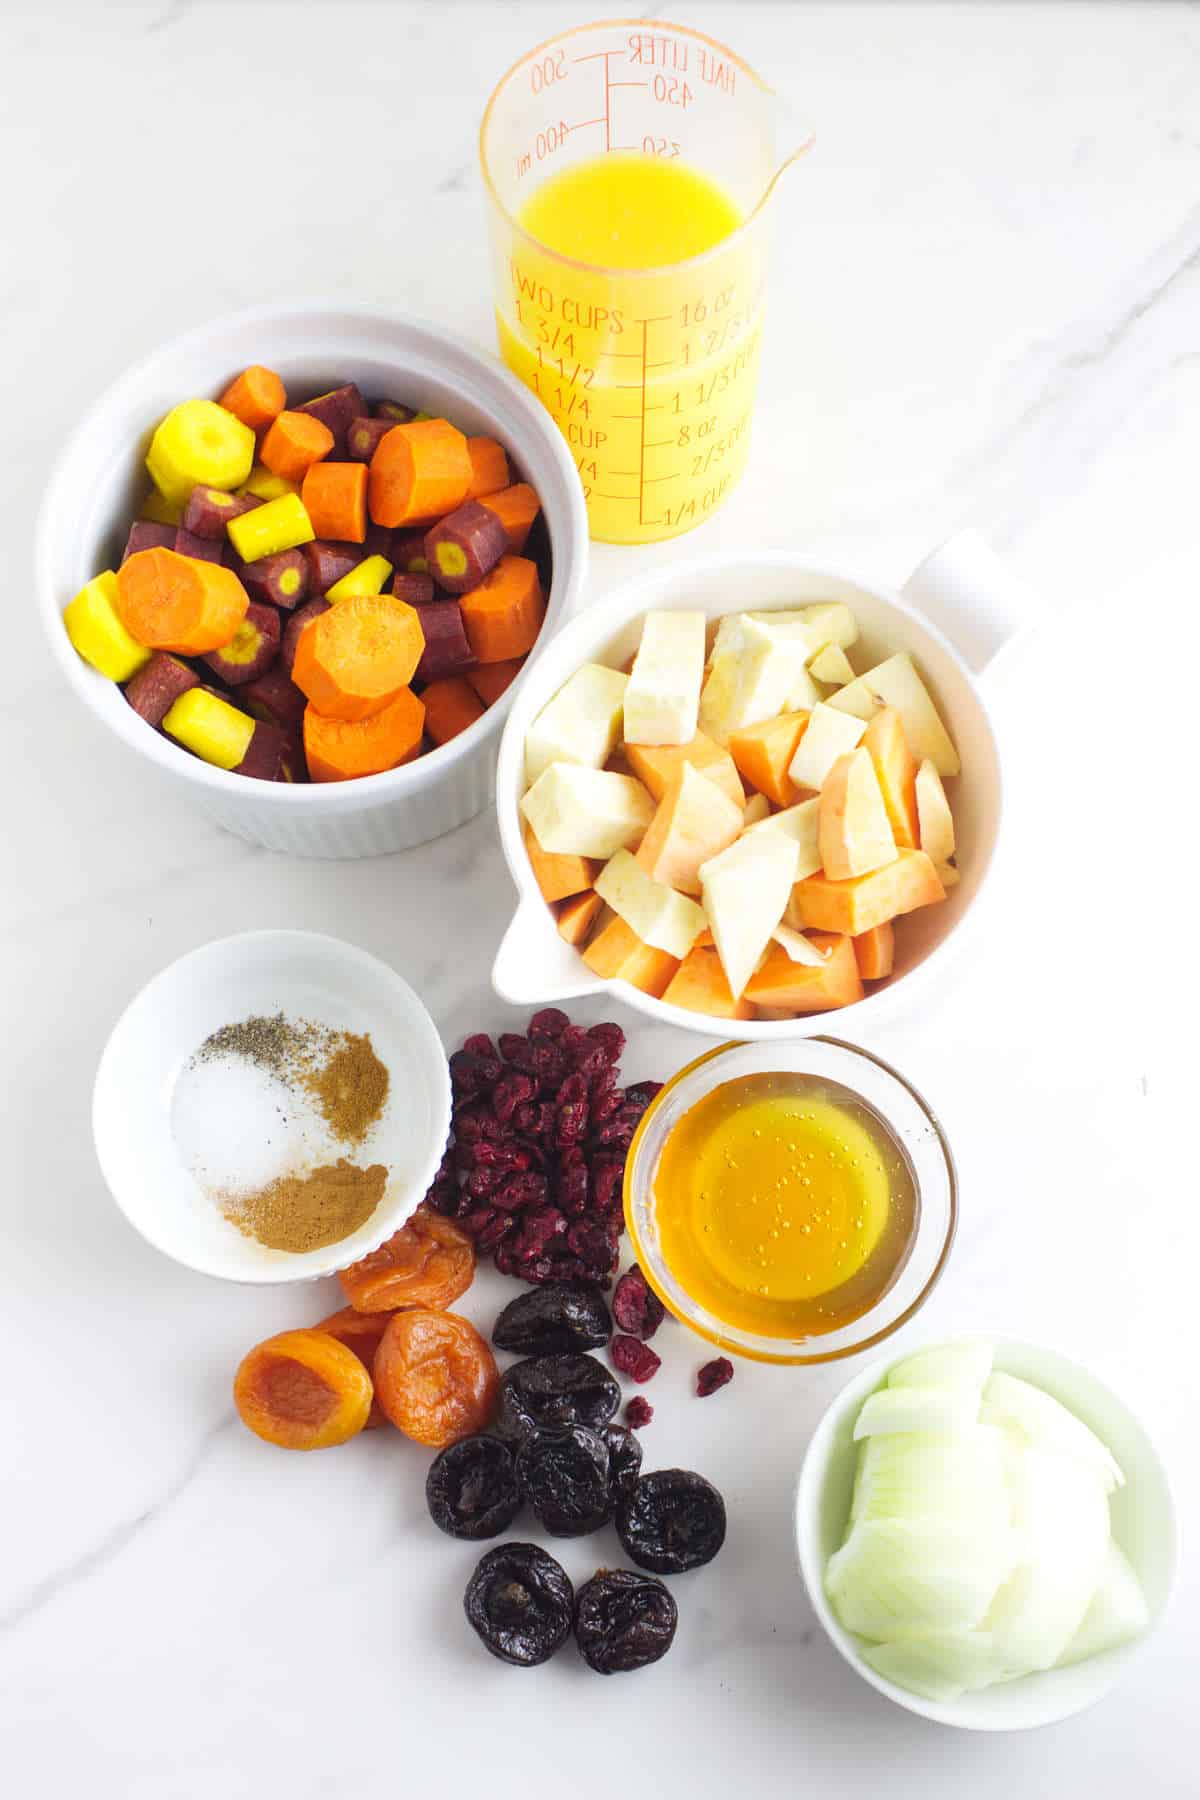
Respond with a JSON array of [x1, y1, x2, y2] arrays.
[[572, 48, 619, 150]]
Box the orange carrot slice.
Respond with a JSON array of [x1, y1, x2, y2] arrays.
[[301, 461, 367, 543], [481, 483, 540, 553], [466, 657, 525, 705], [303, 689, 425, 781], [115, 547, 249, 654], [219, 365, 286, 431], [367, 418, 472, 527], [292, 594, 424, 722], [459, 555, 544, 664], [422, 676, 486, 746], [260, 410, 335, 483], [465, 436, 511, 499]]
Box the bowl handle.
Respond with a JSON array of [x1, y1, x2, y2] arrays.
[[492, 898, 607, 1006], [902, 529, 1029, 676]]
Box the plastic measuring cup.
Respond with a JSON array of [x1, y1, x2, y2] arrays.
[[479, 19, 810, 545]]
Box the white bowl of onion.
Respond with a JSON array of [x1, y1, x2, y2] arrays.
[[794, 1338, 1176, 1730]]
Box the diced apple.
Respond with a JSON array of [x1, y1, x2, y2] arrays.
[[853, 922, 895, 979], [662, 946, 753, 1019], [635, 760, 744, 895], [557, 889, 603, 946], [744, 796, 822, 880], [745, 933, 864, 1013], [783, 660, 822, 714], [771, 924, 831, 967], [698, 615, 807, 745], [741, 793, 771, 826], [787, 848, 945, 937], [699, 830, 797, 999], [787, 702, 867, 792], [937, 861, 961, 888], [863, 707, 920, 850], [728, 711, 809, 808], [623, 610, 706, 746], [581, 915, 680, 998], [624, 732, 744, 810], [521, 764, 654, 860], [524, 663, 629, 785], [916, 757, 956, 864], [808, 641, 856, 685], [522, 820, 599, 904], [819, 748, 898, 881], [595, 850, 706, 959], [826, 652, 960, 776], [747, 601, 859, 655]]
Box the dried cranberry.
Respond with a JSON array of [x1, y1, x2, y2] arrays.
[[498, 1171, 548, 1212], [513, 1207, 568, 1259], [570, 1044, 612, 1079], [612, 1265, 665, 1341], [499, 1032, 537, 1070], [558, 1161, 589, 1217], [590, 1158, 625, 1216], [493, 1246, 516, 1278], [567, 1219, 619, 1275], [477, 1212, 517, 1253], [465, 1166, 502, 1200], [610, 1336, 661, 1383], [462, 1033, 497, 1060], [587, 1021, 626, 1062], [623, 1081, 663, 1111], [494, 1071, 536, 1122], [696, 1358, 734, 1398], [556, 1072, 588, 1106], [529, 1007, 569, 1040], [461, 1205, 498, 1237], [560, 1024, 589, 1054], [512, 1102, 537, 1134], [589, 1086, 622, 1127], [555, 1102, 589, 1149], [448, 1050, 484, 1098], [624, 1397, 654, 1429]]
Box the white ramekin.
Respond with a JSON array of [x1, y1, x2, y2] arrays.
[[492, 533, 1025, 1038], [794, 1336, 1177, 1730], [37, 303, 588, 859]]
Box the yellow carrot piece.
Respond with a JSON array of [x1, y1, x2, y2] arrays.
[[63, 571, 151, 682], [240, 464, 301, 502], [227, 493, 314, 562], [146, 400, 255, 503], [138, 488, 184, 526], [325, 554, 394, 602], [163, 689, 255, 770]]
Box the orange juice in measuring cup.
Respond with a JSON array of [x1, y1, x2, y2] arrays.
[[479, 20, 810, 544]]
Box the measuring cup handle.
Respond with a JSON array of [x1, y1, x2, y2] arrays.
[[492, 897, 606, 1008], [902, 530, 1029, 676]]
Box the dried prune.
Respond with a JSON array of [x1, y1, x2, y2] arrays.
[[492, 1283, 613, 1357], [464, 1543, 574, 1667], [602, 1424, 643, 1496], [624, 1397, 654, 1429], [616, 1469, 727, 1574], [612, 1264, 666, 1340], [574, 1568, 677, 1674], [515, 1425, 612, 1536], [696, 1357, 735, 1397], [373, 1309, 499, 1448], [426, 1435, 521, 1540], [498, 1353, 620, 1440], [610, 1335, 661, 1383], [337, 1205, 474, 1313]]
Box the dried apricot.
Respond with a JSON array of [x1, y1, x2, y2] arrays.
[[234, 1328, 372, 1450], [338, 1204, 475, 1313], [313, 1307, 392, 1428], [373, 1308, 499, 1447]]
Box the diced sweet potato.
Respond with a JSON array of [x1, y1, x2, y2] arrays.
[[523, 819, 599, 904], [425, 501, 508, 594], [295, 383, 366, 455], [635, 760, 744, 896], [202, 601, 280, 686], [422, 676, 484, 746], [745, 933, 864, 1013], [121, 520, 175, 564], [241, 666, 308, 732], [281, 598, 331, 674], [393, 572, 435, 608], [182, 485, 261, 538], [466, 658, 524, 705], [853, 922, 895, 980], [624, 732, 744, 810], [556, 890, 603, 946], [787, 849, 945, 937], [305, 540, 360, 595], [863, 707, 920, 850], [662, 946, 753, 1019], [413, 600, 475, 683], [728, 712, 809, 808], [123, 652, 198, 727], [581, 916, 679, 997], [239, 548, 310, 611]]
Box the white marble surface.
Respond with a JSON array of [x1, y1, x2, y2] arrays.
[[2, 1, 1196, 1793]]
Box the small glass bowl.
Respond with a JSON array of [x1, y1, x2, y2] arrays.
[[623, 1037, 958, 1366]]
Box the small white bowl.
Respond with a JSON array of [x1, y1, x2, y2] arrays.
[[492, 533, 1025, 1038], [92, 930, 451, 1283], [37, 302, 588, 859], [794, 1337, 1177, 1730]]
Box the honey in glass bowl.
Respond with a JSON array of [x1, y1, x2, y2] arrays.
[[652, 1071, 918, 1341]]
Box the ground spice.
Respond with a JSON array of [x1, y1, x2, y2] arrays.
[[193, 1012, 327, 1084], [303, 1032, 390, 1145], [222, 1160, 388, 1253]]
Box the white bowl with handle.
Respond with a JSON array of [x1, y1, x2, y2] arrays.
[[36, 302, 588, 859], [793, 1336, 1177, 1729], [492, 531, 1024, 1036]]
